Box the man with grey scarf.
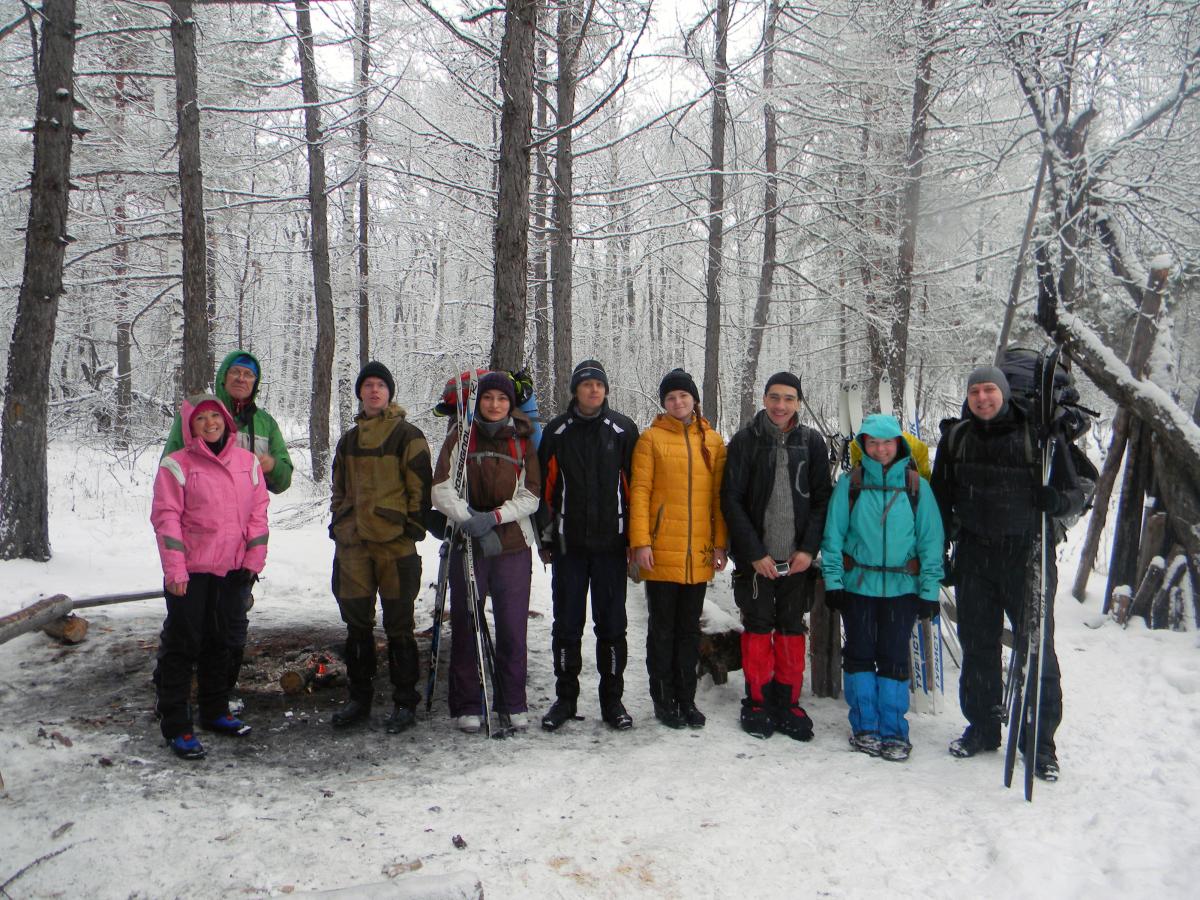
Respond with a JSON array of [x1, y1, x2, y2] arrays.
[[721, 372, 833, 741]]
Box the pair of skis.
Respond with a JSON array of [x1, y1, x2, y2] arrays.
[[1002, 344, 1061, 801], [423, 369, 511, 738]]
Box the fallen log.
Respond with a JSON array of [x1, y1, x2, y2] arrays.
[[42, 613, 89, 644], [1, 589, 164, 647], [0, 595, 73, 646]]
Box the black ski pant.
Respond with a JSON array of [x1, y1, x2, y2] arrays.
[[731, 569, 811, 635], [332, 540, 423, 709], [153, 573, 239, 740], [841, 592, 919, 680], [225, 577, 254, 695], [955, 534, 1062, 753], [644, 581, 706, 708], [550, 549, 629, 706]]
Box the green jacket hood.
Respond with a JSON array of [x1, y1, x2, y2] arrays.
[[215, 349, 263, 406]]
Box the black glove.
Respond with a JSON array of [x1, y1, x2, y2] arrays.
[[1035, 485, 1068, 515], [917, 599, 938, 620], [824, 588, 844, 611], [461, 508, 498, 538], [940, 552, 955, 587]]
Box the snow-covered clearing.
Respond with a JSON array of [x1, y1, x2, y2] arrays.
[[1, 445, 1198, 898]]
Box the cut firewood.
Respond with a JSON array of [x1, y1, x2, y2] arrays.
[[43, 614, 89, 645]]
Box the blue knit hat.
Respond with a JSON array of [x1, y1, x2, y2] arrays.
[[229, 354, 259, 378]]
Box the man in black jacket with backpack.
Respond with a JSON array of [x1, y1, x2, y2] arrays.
[[721, 372, 833, 740], [538, 360, 640, 731], [931, 364, 1090, 781]]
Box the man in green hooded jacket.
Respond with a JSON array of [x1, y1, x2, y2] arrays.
[[161, 350, 293, 701]]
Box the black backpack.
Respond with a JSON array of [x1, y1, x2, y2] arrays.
[[998, 347, 1095, 442]]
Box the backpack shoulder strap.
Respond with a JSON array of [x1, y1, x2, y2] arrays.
[[847, 465, 863, 513], [904, 459, 920, 516]]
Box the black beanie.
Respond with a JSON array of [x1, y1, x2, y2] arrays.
[[476, 371, 517, 411], [355, 360, 395, 401], [570, 359, 609, 394], [764, 371, 802, 398], [658, 368, 700, 407]]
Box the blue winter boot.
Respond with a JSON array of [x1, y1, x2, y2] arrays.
[[202, 714, 252, 737], [844, 670, 880, 753], [169, 733, 206, 760]]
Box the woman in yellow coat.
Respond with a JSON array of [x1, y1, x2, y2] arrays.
[[630, 368, 728, 729]]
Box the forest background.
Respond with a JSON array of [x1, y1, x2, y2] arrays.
[[0, 0, 1198, 540]]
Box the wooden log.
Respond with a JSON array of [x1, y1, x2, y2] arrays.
[[1150, 549, 1189, 630], [1072, 411, 1129, 601], [808, 576, 841, 699], [42, 614, 88, 644], [72, 589, 163, 609], [1135, 510, 1168, 589], [1126, 556, 1165, 625], [1104, 417, 1148, 613], [0, 595, 73, 646]]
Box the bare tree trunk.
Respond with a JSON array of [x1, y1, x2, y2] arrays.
[[995, 151, 1048, 363], [0, 0, 79, 561], [738, 0, 780, 430], [168, 0, 209, 397], [295, 0, 335, 480], [888, 0, 937, 406], [532, 37, 553, 416], [551, 1, 578, 406], [702, 0, 729, 428], [356, 0, 371, 367], [489, 0, 536, 371], [204, 213, 218, 365]]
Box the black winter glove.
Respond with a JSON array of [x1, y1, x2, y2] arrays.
[[917, 600, 938, 621], [940, 552, 955, 588], [1035, 485, 1068, 515], [462, 508, 498, 538], [233, 568, 258, 588], [823, 588, 844, 611]]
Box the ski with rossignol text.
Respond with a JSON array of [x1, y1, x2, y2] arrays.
[[1003, 344, 1061, 800], [425, 370, 476, 714]]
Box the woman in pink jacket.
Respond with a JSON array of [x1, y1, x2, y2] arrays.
[[151, 394, 269, 760]]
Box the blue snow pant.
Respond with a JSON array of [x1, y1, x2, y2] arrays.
[[841, 592, 920, 742]]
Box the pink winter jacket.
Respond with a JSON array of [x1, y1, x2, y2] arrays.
[[151, 397, 270, 584]]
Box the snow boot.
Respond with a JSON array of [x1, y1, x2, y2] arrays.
[[331, 699, 371, 728], [740, 631, 774, 738], [653, 700, 686, 730], [387, 636, 420, 714], [541, 699, 579, 731], [384, 704, 416, 734], [335, 628, 375, 728], [202, 714, 252, 737], [843, 670, 880, 737], [771, 634, 812, 740], [553, 637, 583, 708], [849, 732, 882, 757], [877, 675, 911, 746], [949, 725, 1000, 758], [601, 701, 634, 731], [880, 739, 912, 762], [681, 701, 706, 729], [596, 637, 627, 705], [1035, 751, 1060, 782], [740, 699, 775, 739], [169, 733, 206, 760]]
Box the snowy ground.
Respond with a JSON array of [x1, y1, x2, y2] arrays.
[[1, 444, 1199, 898]]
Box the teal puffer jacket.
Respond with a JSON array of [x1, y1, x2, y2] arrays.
[[821, 415, 943, 601]]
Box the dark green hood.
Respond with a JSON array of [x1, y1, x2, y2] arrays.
[[214, 349, 262, 408]]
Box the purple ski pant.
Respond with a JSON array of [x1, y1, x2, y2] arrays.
[[447, 544, 532, 717]]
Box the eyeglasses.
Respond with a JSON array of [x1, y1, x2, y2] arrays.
[[227, 367, 256, 382]]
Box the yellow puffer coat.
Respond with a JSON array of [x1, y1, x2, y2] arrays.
[[629, 413, 728, 584]]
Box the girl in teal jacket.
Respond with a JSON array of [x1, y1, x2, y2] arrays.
[[821, 414, 943, 761]]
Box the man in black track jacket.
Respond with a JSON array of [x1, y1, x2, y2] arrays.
[[537, 360, 640, 732], [721, 372, 833, 741]]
